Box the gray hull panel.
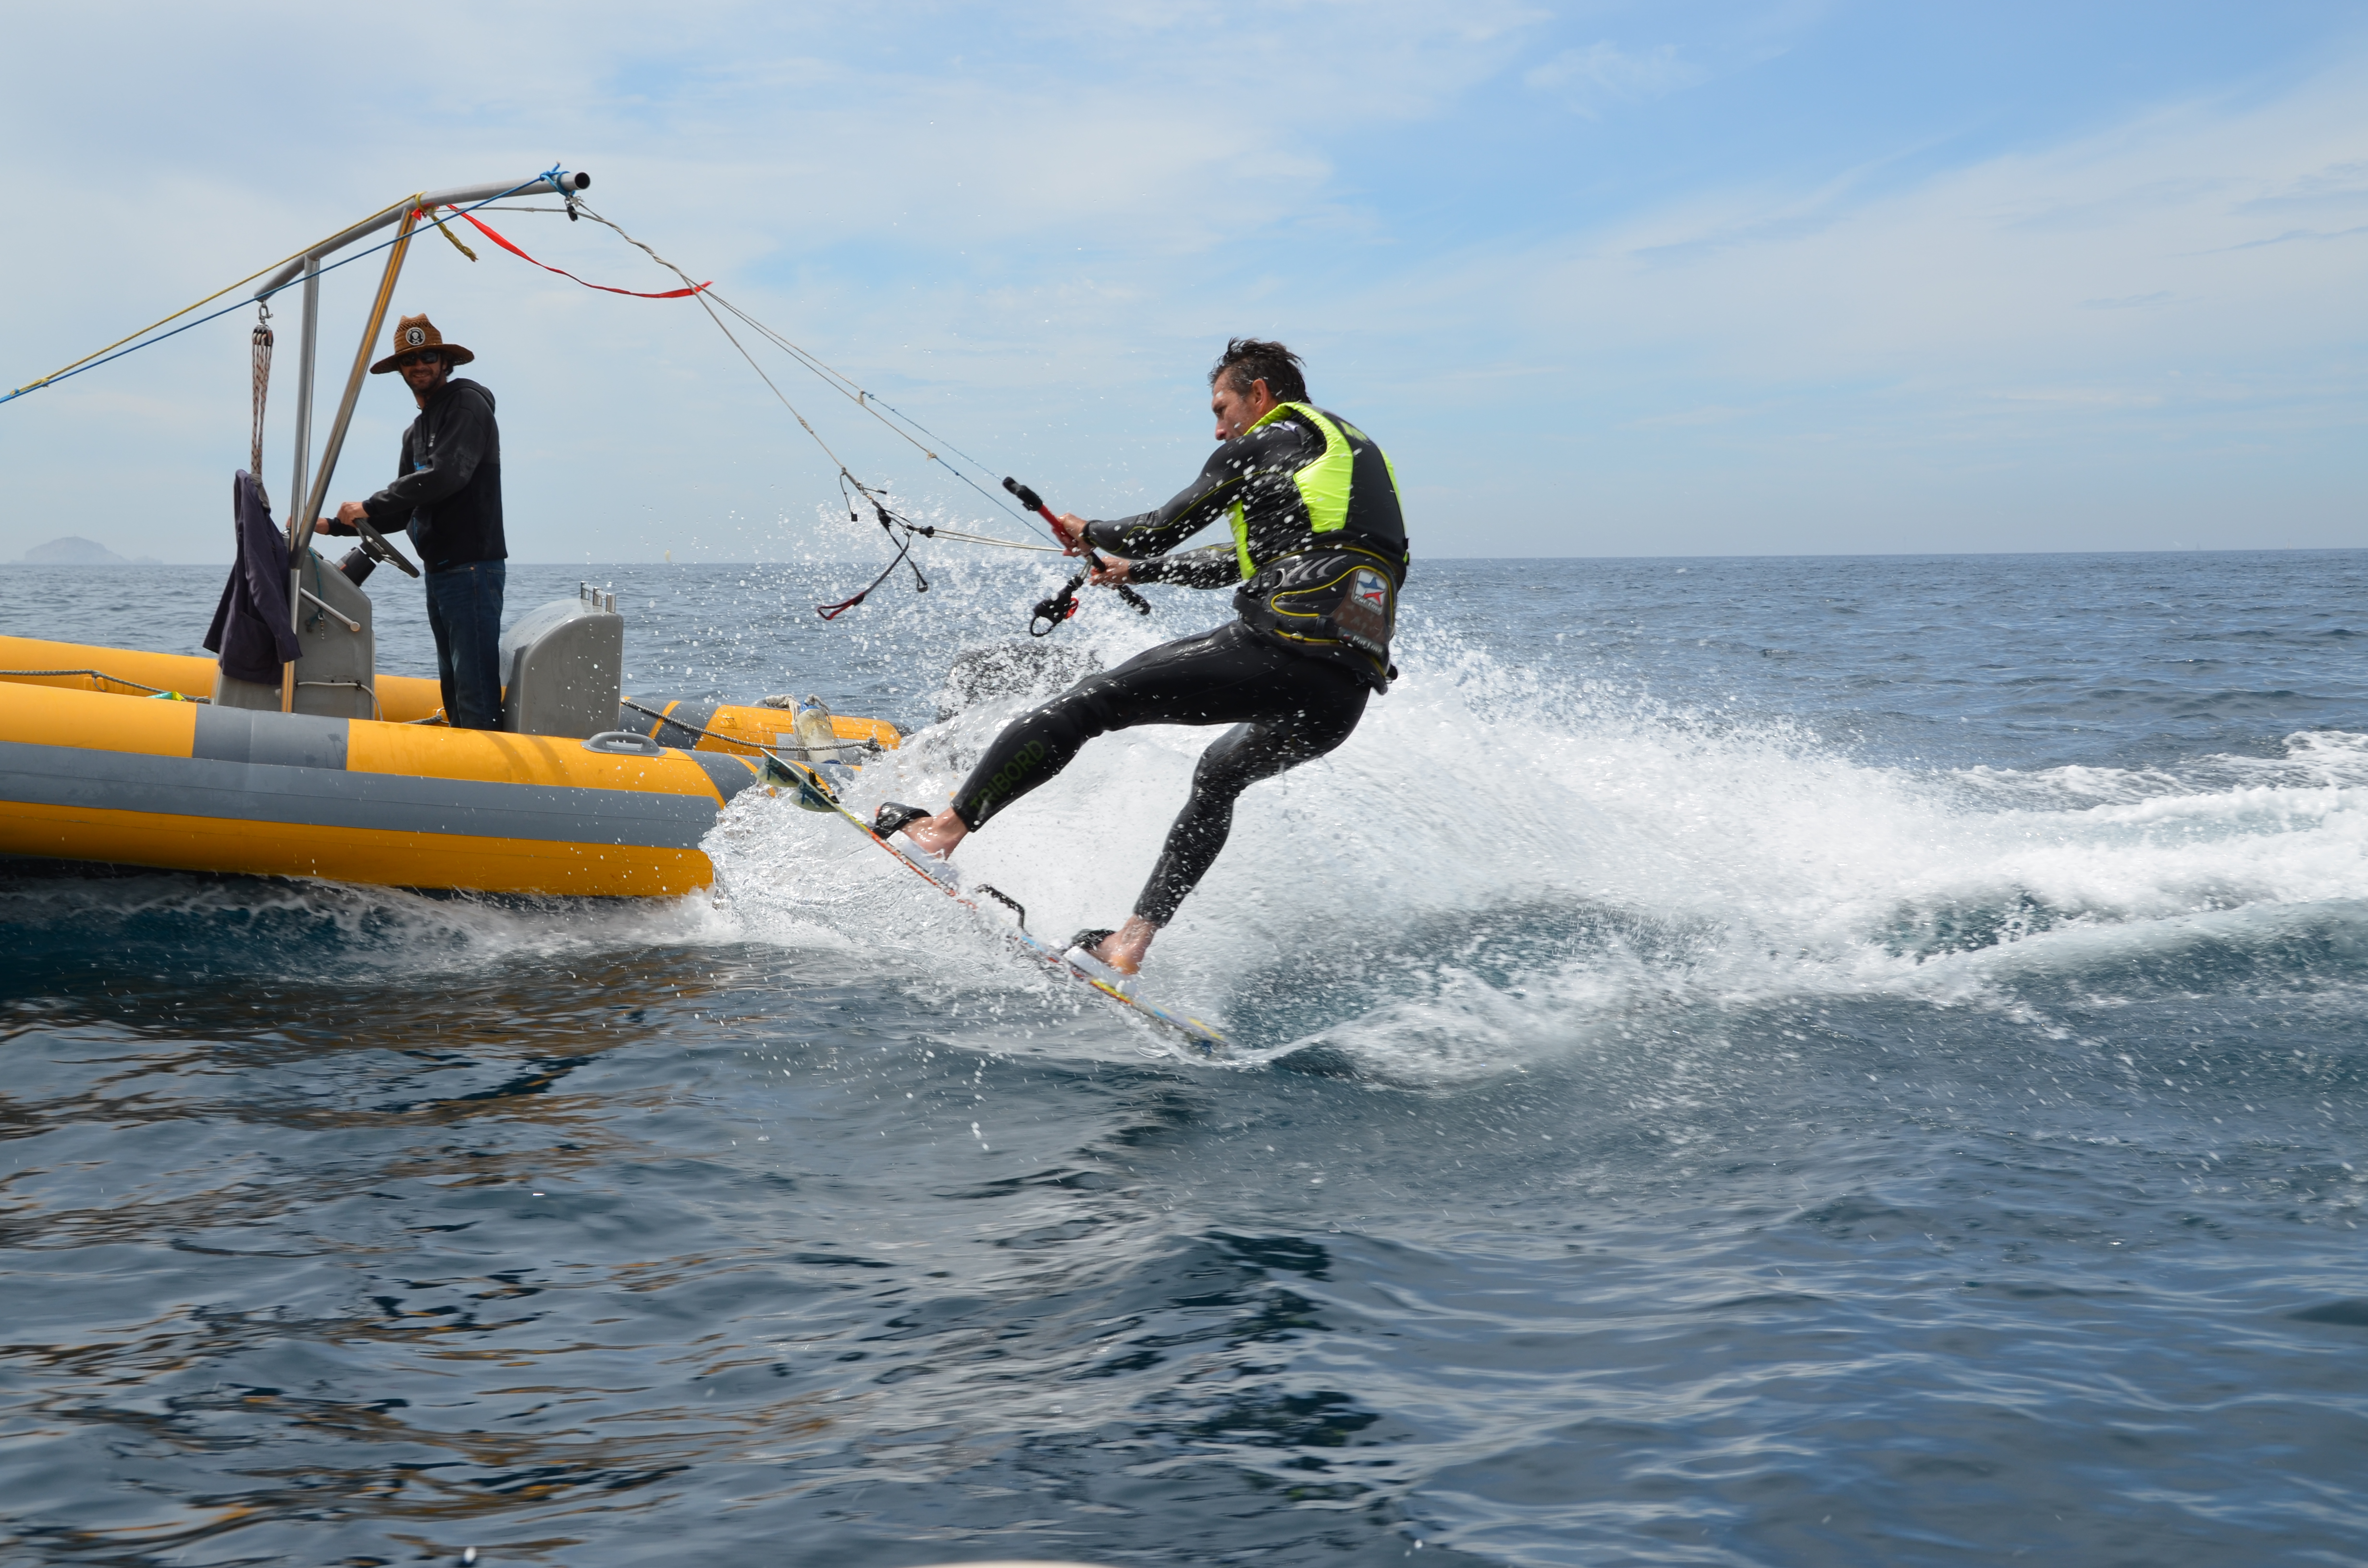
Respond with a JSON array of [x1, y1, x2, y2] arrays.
[[0, 739, 718, 849]]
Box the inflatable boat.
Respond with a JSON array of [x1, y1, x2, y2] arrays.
[[1, 166, 903, 898], [0, 581, 900, 898]]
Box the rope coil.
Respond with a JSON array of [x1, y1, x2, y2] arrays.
[[248, 304, 272, 511]]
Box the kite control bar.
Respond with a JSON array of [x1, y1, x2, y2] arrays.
[[1007, 476, 1152, 635]]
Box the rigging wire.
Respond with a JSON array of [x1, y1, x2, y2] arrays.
[[0, 172, 566, 406], [1, 196, 409, 404], [565, 203, 1057, 549], [707, 293, 1047, 537], [571, 209, 879, 505], [541, 200, 1070, 615]]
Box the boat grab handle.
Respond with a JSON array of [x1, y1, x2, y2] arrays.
[[583, 730, 665, 756], [297, 586, 362, 632]]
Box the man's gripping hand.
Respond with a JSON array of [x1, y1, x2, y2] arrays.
[[316, 501, 370, 537], [1050, 511, 1139, 587]]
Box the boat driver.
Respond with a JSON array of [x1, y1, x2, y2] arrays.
[[318, 314, 508, 730], [875, 338, 1409, 976]]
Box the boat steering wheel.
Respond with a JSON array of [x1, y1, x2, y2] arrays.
[[351, 515, 421, 578]]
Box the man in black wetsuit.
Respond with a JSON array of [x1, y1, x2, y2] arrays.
[[319, 314, 508, 729], [879, 338, 1408, 974]]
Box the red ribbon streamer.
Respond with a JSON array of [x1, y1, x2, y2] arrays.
[[430, 207, 711, 300]]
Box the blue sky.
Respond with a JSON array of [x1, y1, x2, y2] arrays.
[[1, 1, 2362, 563]]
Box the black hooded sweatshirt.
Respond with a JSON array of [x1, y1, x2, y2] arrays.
[[357, 377, 505, 571]]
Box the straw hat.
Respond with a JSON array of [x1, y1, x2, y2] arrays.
[[370, 313, 476, 374]]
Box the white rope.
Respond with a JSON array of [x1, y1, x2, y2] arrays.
[[925, 527, 1059, 552]]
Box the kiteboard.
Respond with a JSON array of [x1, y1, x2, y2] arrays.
[[763, 754, 1230, 1053]]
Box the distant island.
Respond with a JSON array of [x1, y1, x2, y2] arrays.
[[17, 537, 165, 565]]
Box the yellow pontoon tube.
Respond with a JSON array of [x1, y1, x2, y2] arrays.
[[0, 637, 901, 898], [0, 635, 904, 752], [0, 634, 444, 718]]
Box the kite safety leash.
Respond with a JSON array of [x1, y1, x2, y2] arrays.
[[816, 491, 931, 621]]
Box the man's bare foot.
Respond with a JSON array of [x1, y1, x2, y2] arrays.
[[1092, 915, 1161, 975], [900, 806, 969, 860]]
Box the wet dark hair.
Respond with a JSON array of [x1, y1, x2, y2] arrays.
[[1209, 338, 1307, 404]]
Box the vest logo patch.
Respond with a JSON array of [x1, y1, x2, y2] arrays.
[[1331, 566, 1393, 657]]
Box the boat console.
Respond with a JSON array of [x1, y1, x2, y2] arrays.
[[500, 585, 624, 737]]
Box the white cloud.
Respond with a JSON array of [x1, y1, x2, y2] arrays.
[[1525, 41, 1701, 114], [1295, 48, 2368, 552], [0, 3, 2361, 564]]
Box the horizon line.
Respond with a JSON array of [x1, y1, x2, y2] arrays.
[[7, 544, 2362, 569]]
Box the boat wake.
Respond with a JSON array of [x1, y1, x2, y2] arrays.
[[715, 609, 2368, 1079]]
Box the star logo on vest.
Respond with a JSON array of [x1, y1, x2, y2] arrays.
[[1331, 566, 1393, 657]]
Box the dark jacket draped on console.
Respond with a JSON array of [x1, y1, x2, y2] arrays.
[[203, 470, 300, 685]]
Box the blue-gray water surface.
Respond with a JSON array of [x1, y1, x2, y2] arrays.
[[3, 550, 2365, 1566]]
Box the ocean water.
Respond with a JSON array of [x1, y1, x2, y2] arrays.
[[2, 550, 2366, 1566]]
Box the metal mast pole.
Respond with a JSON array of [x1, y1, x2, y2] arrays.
[[286, 257, 320, 545], [293, 205, 419, 562], [283, 206, 419, 712]]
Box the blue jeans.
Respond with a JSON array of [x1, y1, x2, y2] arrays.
[[424, 560, 506, 730]]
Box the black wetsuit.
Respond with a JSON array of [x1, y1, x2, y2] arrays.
[[949, 402, 1407, 926]]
